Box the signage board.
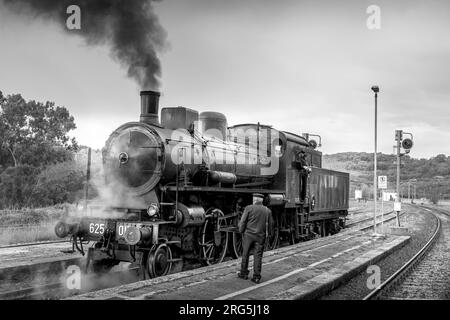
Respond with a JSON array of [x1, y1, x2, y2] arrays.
[[378, 176, 387, 189]]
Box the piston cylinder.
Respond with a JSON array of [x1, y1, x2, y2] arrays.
[[124, 226, 152, 245], [174, 203, 206, 228], [55, 221, 79, 238]]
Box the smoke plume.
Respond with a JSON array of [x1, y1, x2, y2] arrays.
[[2, 0, 167, 89]]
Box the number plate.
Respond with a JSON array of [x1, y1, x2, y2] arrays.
[[88, 222, 106, 235], [116, 222, 134, 239]]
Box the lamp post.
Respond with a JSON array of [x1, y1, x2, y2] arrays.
[[371, 85, 379, 234], [395, 130, 401, 226]]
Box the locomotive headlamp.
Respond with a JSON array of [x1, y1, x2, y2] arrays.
[[147, 203, 159, 217]]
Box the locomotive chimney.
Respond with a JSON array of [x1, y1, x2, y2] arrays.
[[140, 90, 160, 125]]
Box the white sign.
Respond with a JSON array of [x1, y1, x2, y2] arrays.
[[394, 202, 402, 212], [383, 192, 397, 201], [378, 176, 387, 189], [355, 190, 362, 200]]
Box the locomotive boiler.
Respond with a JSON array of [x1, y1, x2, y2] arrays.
[[55, 91, 349, 278]]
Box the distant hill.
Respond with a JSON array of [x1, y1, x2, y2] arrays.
[[322, 152, 450, 201]]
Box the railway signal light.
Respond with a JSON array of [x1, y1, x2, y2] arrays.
[[394, 129, 414, 229], [394, 130, 414, 154], [402, 138, 413, 150]]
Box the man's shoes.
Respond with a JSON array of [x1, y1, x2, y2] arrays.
[[250, 277, 261, 284], [237, 272, 248, 280]]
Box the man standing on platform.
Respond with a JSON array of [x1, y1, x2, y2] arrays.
[[237, 193, 273, 284]]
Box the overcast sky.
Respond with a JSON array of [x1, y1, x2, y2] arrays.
[[0, 0, 449, 159]]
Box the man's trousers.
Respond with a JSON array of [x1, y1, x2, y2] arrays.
[[240, 233, 265, 280]]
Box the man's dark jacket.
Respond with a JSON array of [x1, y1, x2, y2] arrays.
[[238, 203, 273, 240]]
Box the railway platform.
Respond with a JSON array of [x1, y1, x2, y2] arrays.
[[73, 230, 410, 300], [0, 200, 378, 274], [0, 241, 82, 281]]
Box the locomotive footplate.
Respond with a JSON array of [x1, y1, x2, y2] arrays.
[[163, 185, 285, 194]]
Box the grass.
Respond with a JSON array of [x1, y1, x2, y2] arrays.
[[0, 204, 74, 225], [0, 204, 74, 246], [0, 223, 62, 245]]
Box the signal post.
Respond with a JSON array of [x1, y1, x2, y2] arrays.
[[391, 130, 413, 235]]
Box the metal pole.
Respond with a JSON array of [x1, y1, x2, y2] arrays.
[[396, 132, 401, 227], [381, 190, 384, 232], [373, 92, 378, 233], [408, 182, 411, 203], [84, 147, 91, 212], [414, 184, 416, 202]]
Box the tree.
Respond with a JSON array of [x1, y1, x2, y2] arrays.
[[0, 165, 40, 208], [0, 92, 78, 167]]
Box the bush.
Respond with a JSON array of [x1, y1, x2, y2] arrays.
[[32, 161, 86, 206], [0, 165, 40, 209], [0, 162, 86, 209]]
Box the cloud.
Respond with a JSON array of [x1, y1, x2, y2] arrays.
[[1, 0, 449, 159]]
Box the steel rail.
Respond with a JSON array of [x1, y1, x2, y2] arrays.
[[0, 282, 63, 300], [0, 239, 70, 250], [346, 210, 394, 228], [362, 206, 441, 300], [0, 266, 142, 300]]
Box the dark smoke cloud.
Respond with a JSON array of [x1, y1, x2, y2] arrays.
[[2, 0, 167, 89]]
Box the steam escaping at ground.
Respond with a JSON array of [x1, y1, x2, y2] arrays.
[[1, 0, 167, 89]]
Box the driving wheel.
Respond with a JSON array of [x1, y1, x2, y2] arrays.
[[200, 208, 228, 265], [147, 243, 173, 278], [265, 215, 279, 250]]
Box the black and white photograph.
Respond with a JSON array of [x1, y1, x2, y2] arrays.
[[0, 0, 449, 309]]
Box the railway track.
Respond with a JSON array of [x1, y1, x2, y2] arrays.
[[0, 239, 69, 249], [0, 207, 404, 300], [0, 266, 141, 300], [0, 282, 63, 300], [363, 206, 443, 300], [346, 210, 394, 228]]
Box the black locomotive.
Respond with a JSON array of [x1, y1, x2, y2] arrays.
[[55, 91, 349, 278]]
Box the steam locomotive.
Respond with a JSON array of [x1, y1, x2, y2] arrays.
[[55, 91, 349, 278]]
